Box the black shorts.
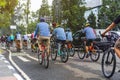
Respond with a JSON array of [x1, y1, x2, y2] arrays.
[[86, 39, 94, 46], [56, 39, 66, 44]]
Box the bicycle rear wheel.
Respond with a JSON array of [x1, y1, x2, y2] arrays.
[[90, 45, 100, 62], [50, 44, 57, 61], [60, 47, 69, 63], [69, 45, 75, 57], [43, 50, 49, 69], [38, 49, 43, 65], [77, 47, 86, 59], [101, 49, 116, 78]]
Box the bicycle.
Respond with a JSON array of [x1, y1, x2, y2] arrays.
[[31, 38, 38, 53], [37, 39, 49, 69], [66, 41, 75, 57], [22, 40, 28, 50], [15, 39, 21, 52], [99, 34, 116, 78], [77, 37, 100, 62], [51, 40, 69, 63]]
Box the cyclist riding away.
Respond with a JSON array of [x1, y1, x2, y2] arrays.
[[15, 32, 22, 50], [34, 17, 51, 55], [82, 22, 96, 58], [102, 15, 120, 58], [52, 24, 66, 55], [23, 33, 28, 48], [65, 28, 73, 48]]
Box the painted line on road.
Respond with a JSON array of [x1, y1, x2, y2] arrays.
[[26, 54, 38, 61], [8, 50, 31, 80], [17, 56, 30, 62]]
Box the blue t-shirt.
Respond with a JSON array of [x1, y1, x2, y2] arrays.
[[34, 22, 50, 37], [83, 27, 96, 39], [66, 31, 73, 41], [53, 27, 66, 40]]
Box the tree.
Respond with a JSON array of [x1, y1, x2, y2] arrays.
[[87, 12, 96, 28], [98, 0, 120, 29], [61, 0, 86, 32], [39, 0, 50, 18], [0, 0, 18, 28]]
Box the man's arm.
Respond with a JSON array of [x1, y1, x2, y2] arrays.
[[102, 15, 120, 36], [34, 24, 39, 38], [102, 22, 116, 35]]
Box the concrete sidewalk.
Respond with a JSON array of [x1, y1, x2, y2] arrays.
[[0, 49, 24, 80]]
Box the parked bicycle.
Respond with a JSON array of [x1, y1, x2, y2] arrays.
[[37, 39, 49, 69]]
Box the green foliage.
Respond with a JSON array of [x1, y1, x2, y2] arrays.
[[0, 0, 18, 28], [87, 12, 96, 28], [39, 0, 50, 17], [61, 0, 86, 32], [98, 0, 120, 29]]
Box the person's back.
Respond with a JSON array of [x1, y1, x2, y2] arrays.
[[34, 19, 50, 37], [10, 34, 14, 41], [16, 33, 21, 40], [83, 26, 96, 39], [23, 34, 28, 40], [53, 27, 66, 40], [65, 28, 73, 41]]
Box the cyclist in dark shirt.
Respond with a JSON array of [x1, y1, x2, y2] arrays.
[[102, 15, 120, 59]]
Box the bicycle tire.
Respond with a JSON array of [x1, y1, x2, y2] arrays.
[[77, 47, 86, 59], [90, 45, 100, 62], [69, 44, 75, 57], [43, 50, 49, 69], [50, 44, 57, 61], [60, 47, 69, 63], [38, 49, 43, 65], [101, 49, 116, 78]]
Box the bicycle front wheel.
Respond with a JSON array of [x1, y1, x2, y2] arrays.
[[101, 49, 116, 78]]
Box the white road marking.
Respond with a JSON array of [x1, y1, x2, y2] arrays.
[[26, 54, 38, 61], [13, 73, 24, 80], [17, 56, 30, 62], [8, 50, 31, 80], [8, 65, 15, 70]]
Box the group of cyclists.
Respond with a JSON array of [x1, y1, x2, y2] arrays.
[[0, 15, 120, 77], [0, 32, 29, 50]]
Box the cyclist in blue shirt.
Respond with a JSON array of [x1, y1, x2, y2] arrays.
[[83, 22, 96, 57], [65, 28, 73, 42], [52, 24, 66, 55], [34, 17, 51, 55]]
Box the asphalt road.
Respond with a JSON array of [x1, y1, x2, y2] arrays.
[[6, 47, 120, 80]]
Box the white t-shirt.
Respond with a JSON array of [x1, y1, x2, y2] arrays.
[[16, 34, 21, 40], [23, 35, 28, 40]]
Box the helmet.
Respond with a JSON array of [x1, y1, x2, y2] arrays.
[[65, 28, 71, 31], [85, 22, 90, 26], [40, 17, 45, 22]]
